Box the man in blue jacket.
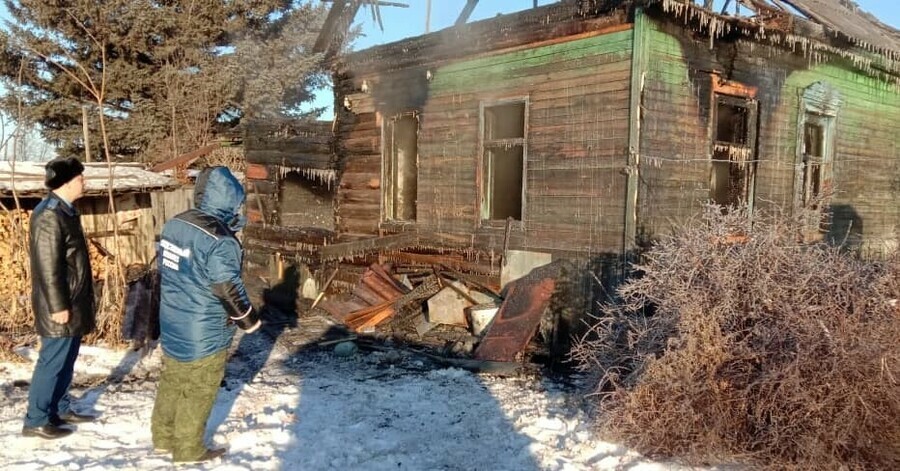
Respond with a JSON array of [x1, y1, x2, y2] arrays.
[[151, 166, 261, 463]]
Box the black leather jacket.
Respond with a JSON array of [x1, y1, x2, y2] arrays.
[[30, 192, 95, 337]]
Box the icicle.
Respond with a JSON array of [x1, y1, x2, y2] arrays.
[[658, 1, 899, 88], [277, 165, 337, 188]]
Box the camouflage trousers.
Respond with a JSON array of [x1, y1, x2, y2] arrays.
[[151, 350, 226, 461]]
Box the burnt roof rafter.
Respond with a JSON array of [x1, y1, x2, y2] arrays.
[[456, 0, 480, 27], [678, 0, 900, 57], [314, 0, 409, 58]]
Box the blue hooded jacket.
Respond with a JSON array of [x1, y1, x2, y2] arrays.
[[157, 167, 257, 362]]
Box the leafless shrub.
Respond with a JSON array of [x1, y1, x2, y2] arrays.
[[0, 333, 34, 363], [571, 205, 900, 469]]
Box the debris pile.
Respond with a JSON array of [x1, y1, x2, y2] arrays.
[[315, 261, 562, 368]]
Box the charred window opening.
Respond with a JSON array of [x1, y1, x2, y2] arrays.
[[710, 94, 758, 209], [715, 101, 750, 145], [481, 100, 527, 221], [279, 171, 334, 229], [383, 113, 418, 221]]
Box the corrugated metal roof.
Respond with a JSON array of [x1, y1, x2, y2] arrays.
[[0, 162, 179, 197]]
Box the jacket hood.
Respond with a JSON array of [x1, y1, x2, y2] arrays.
[[194, 167, 245, 229]]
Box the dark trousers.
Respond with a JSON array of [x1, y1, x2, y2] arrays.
[[24, 336, 81, 428], [151, 350, 227, 461]]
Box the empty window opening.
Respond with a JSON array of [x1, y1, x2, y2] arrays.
[[710, 94, 757, 209], [715, 101, 750, 145], [482, 101, 526, 221], [798, 112, 835, 241], [802, 120, 826, 208], [383, 114, 418, 221], [279, 171, 334, 229], [485, 102, 526, 140]]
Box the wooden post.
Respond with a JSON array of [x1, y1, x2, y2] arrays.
[[624, 8, 647, 258], [81, 105, 92, 163], [277, 252, 284, 281], [310, 267, 340, 311]]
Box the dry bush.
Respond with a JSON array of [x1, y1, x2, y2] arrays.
[[199, 146, 244, 172], [572, 205, 900, 470], [0, 333, 35, 363]]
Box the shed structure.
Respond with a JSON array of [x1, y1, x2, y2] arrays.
[[0, 162, 181, 266]]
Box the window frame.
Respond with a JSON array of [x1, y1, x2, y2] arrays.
[[708, 76, 759, 212], [381, 111, 420, 223], [801, 115, 829, 208], [478, 97, 529, 225], [795, 82, 841, 240]]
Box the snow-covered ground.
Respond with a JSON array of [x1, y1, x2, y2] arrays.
[[0, 328, 708, 471]]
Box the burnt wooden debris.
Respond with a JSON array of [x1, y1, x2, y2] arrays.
[[474, 270, 556, 363], [243, 0, 900, 367]]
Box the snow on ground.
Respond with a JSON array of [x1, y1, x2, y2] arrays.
[[0, 330, 710, 471]]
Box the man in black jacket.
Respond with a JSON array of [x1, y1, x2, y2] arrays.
[[23, 157, 97, 440]]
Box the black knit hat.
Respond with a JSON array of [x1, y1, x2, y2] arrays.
[[45, 157, 85, 190]]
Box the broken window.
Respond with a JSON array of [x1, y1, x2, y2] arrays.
[[796, 82, 840, 240], [279, 170, 334, 229], [710, 94, 758, 209], [383, 113, 419, 221], [481, 100, 527, 221]]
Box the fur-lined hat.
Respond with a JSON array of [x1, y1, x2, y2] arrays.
[[45, 157, 85, 190]]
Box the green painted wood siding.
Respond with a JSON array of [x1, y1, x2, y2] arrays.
[[418, 29, 634, 254], [638, 17, 900, 256]]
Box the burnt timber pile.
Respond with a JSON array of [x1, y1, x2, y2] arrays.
[[242, 0, 900, 366]]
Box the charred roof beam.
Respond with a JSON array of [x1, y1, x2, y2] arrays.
[[313, 0, 358, 55], [315, 1, 409, 60], [455, 0, 479, 27]]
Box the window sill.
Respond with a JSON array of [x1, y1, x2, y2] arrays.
[[478, 219, 524, 231], [380, 220, 417, 234]]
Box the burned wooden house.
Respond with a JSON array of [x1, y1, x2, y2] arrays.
[[242, 0, 899, 357]]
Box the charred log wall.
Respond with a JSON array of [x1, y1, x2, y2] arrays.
[[243, 120, 338, 290], [334, 16, 634, 256], [638, 14, 900, 256], [332, 12, 635, 352]]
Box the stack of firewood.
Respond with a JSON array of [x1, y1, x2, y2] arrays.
[[0, 209, 107, 282], [0, 210, 32, 330], [0, 211, 30, 293], [87, 241, 109, 280]]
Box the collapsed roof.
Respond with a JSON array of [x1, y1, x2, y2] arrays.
[[651, 0, 900, 60], [322, 0, 899, 73], [777, 0, 900, 58]]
